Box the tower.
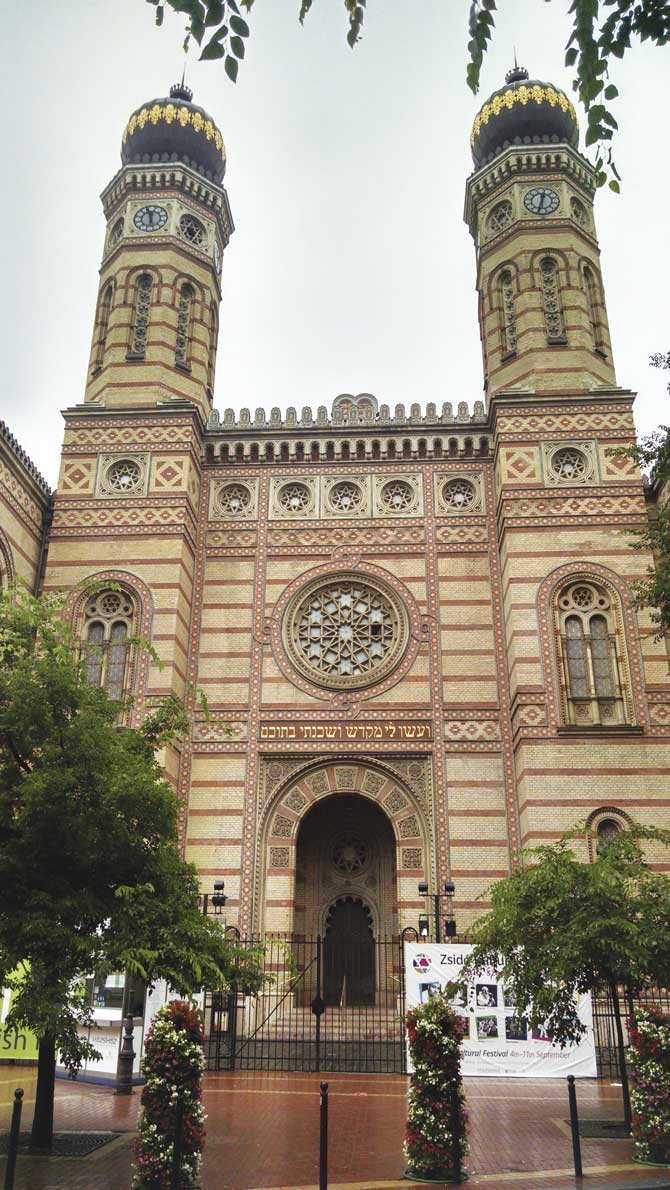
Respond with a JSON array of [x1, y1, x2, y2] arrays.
[[45, 84, 235, 799], [464, 66, 616, 398], [86, 83, 232, 420]]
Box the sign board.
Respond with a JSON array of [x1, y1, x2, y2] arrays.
[[404, 943, 597, 1078], [1, 982, 40, 1061]]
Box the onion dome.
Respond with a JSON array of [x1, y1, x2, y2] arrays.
[[470, 66, 578, 168], [121, 83, 226, 183]]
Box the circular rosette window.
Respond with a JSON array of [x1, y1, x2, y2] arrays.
[[284, 571, 410, 691]]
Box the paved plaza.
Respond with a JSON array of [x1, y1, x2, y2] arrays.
[[2, 1068, 670, 1190]]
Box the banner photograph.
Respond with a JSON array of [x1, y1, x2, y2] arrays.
[[404, 943, 597, 1078]]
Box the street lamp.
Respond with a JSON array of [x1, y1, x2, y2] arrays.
[[200, 880, 227, 916], [417, 881, 457, 944]]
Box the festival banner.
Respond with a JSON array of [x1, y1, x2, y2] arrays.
[[1, 980, 40, 1061], [404, 943, 597, 1078]]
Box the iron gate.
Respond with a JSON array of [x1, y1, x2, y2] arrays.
[[592, 982, 670, 1078], [204, 935, 408, 1073]]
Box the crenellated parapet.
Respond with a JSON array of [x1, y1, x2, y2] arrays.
[[206, 393, 487, 434]]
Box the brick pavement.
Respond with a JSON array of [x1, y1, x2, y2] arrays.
[[2, 1068, 670, 1189]]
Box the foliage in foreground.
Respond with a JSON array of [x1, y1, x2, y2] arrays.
[[462, 825, 670, 1048], [614, 354, 670, 640], [147, 0, 670, 186], [405, 993, 468, 1183], [133, 1000, 206, 1189], [0, 588, 264, 1146], [629, 1006, 670, 1163]]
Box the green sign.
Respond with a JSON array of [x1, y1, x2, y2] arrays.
[[1, 978, 40, 1061]]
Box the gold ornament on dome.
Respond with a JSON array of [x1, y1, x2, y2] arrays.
[[471, 85, 577, 147], [122, 103, 226, 167]]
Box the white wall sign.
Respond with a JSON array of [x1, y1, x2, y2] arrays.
[[404, 943, 597, 1078]]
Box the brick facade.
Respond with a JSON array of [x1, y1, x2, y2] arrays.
[[2, 81, 669, 941]]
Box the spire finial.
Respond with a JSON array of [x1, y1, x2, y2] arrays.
[[505, 57, 529, 85]]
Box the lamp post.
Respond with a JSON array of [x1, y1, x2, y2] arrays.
[[200, 880, 227, 917], [417, 881, 456, 943]]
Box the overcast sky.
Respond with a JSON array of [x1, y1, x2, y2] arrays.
[[2, 0, 668, 487]]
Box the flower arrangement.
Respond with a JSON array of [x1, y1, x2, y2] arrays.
[[132, 999, 207, 1188], [629, 1005, 670, 1166], [404, 991, 468, 1183]]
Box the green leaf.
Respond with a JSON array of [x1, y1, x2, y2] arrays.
[[609, 179, 620, 193], [204, 0, 224, 24], [604, 83, 619, 100], [230, 34, 245, 57], [230, 13, 250, 35], [224, 53, 239, 81], [201, 39, 225, 58], [565, 47, 579, 65]]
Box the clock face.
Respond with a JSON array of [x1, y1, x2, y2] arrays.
[[524, 187, 560, 216], [133, 205, 169, 232]]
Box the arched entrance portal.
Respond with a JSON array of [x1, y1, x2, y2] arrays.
[[294, 794, 398, 943], [324, 897, 375, 1005]]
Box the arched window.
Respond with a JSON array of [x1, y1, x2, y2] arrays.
[[556, 581, 631, 726], [499, 269, 517, 357], [539, 257, 566, 343], [83, 589, 134, 702], [207, 302, 219, 395], [583, 265, 603, 352], [128, 273, 153, 359], [92, 282, 113, 373], [175, 283, 195, 368]]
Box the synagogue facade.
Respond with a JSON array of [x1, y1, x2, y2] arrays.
[[2, 71, 669, 952]]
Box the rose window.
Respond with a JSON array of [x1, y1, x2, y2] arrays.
[[331, 835, 368, 875], [278, 482, 312, 514], [285, 573, 408, 690], [487, 200, 513, 232], [380, 480, 415, 512], [328, 481, 363, 514], [106, 459, 142, 493], [550, 447, 588, 483], [558, 583, 610, 614], [178, 214, 207, 246], [85, 590, 133, 620], [441, 478, 477, 511], [216, 483, 251, 516]]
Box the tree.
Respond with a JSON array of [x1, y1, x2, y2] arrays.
[[146, 0, 669, 186], [0, 588, 263, 1151], [461, 825, 670, 1129], [618, 355, 670, 640]]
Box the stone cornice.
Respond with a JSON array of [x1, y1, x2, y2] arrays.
[[100, 163, 233, 245], [463, 143, 596, 232]]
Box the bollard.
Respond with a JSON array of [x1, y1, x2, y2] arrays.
[[319, 1081, 329, 1190], [170, 1085, 185, 1190], [115, 1014, 136, 1096], [450, 1082, 463, 1185], [567, 1075, 583, 1179], [3, 1088, 24, 1190]]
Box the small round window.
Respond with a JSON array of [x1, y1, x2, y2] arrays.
[[278, 482, 312, 514], [487, 200, 513, 233], [380, 480, 416, 512], [178, 214, 207, 246], [216, 483, 251, 516], [441, 478, 477, 511], [328, 481, 364, 515], [284, 572, 408, 690], [105, 458, 142, 493], [550, 447, 589, 483]]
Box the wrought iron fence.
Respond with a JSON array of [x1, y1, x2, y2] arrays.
[[203, 934, 409, 1073], [592, 983, 670, 1078]]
